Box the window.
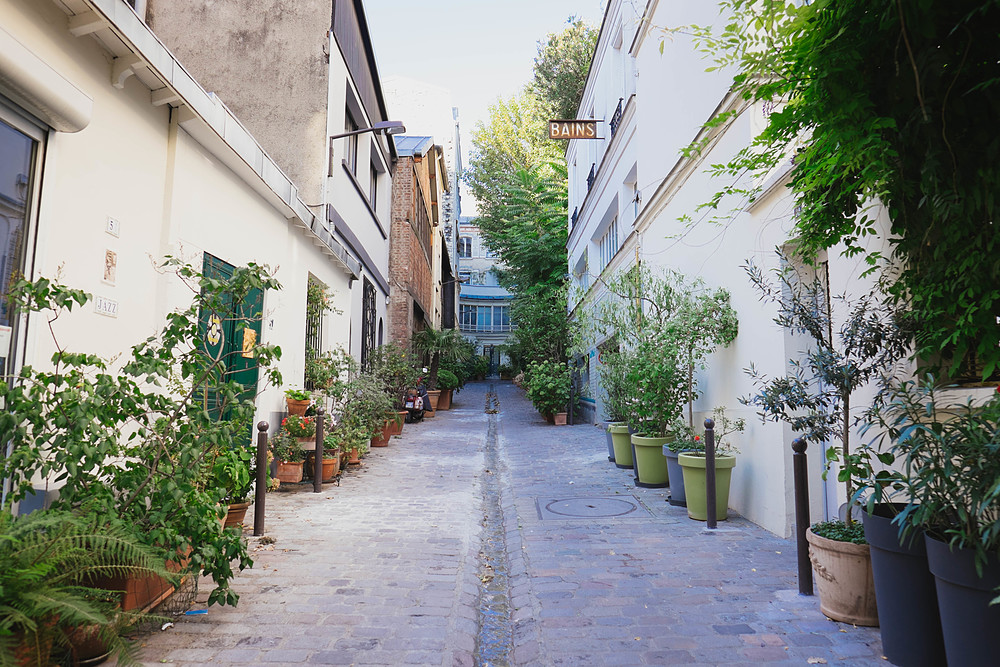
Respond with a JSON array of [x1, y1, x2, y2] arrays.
[[458, 236, 472, 258], [360, 277, 376, 369], [1, 109, 43, 377], [344, 111, 358, 175], [599, 218, 620, 272], [369, 161, 378, 207], [496, 306, 510, 329]]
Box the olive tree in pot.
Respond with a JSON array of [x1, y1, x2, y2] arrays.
[[863, 381, 1000, 666], [596, 341, 631, 464], [740, 256, 909, 626], [599, 265, 738, 489]]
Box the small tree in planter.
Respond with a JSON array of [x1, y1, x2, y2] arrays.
[[411, 327, 471, 390], [367, 343, 419, 409], [524, 359, 571, 421], [740, 255, 909, 624]]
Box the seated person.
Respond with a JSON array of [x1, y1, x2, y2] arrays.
[[404, 387, 424, 423]]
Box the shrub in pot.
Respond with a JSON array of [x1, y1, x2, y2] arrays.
[[0, 262, 282, 609], [436, 369, 460, 410], [864, 381, 1000, 665], [412, 327, 471, 391], [741, 256, 909, 625], [593, 265, 738, 488], [0, 509, 173, 666], [367, 343, 419, 410], [524, 359, 571, 423], [675, 408, 744, 517], [271, 429, 306, 483]]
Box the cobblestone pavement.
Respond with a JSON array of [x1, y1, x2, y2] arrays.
[[138, 381, 884, 666]]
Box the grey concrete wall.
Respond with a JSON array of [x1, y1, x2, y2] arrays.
[[147, 0, 330, 204]]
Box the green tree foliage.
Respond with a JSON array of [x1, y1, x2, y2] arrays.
[[691, 0, 1000, 380], [465, 92, 562, 224], [531, 17, 600, 121]]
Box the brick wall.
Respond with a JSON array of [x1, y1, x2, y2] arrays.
[[388, 157, 434, 345]]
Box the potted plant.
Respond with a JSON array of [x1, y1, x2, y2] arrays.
[[524, 359, 571, 424], [271, 429, 306, 483], [741, 256, 909, 626], [677, 407, 745, 521], [0, 509, 172, 666], [598, 265, 738, 489], [305, 432, 341, 482], [284, 388, 312, 416], [0, 262, 282, 609], [436, 369, 460, 410], [281, 413, 316, 446], [368, 343, 419, 427], [208, 443, 255, 529], [862, 380, 999, 665], [597, 342, 630, 463], [412, 327, 472, 408]]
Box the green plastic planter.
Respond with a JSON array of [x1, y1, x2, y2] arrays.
[[678, 453, 736, 521], [630, 434, 670, 488], [609, 424, 632, 468]]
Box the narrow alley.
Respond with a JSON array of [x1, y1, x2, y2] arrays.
[[138, 382, 884, 667]]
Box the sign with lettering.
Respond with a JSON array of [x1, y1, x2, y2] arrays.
[[549, 120, 602, 140]]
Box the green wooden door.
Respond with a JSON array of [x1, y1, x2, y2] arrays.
[[199, 253, 263, 420]]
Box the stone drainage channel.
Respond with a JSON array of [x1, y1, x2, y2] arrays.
[[474, 385, 513, 667]]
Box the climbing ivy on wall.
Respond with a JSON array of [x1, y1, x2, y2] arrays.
[[692, 0, 1000, 381]]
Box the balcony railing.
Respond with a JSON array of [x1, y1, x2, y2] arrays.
[[609, 98, 624, 139], [570, 207, 579, 230], [459, 323, 516, 334], [586, 163, 596, 193]]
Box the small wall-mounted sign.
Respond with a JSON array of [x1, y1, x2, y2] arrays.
[[106, 217, 121, 237], [549, 120, 603, 140], [94, 296, 119, 318], [103, 249, 118, 285]]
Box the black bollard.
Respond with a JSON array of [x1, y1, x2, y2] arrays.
[[792, 437, 813, 595], [253, 420, 269, 536], [705, 418, 717, 530], [314, 406, 325, 493]]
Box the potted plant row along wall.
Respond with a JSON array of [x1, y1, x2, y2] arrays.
[[591, 265, 738, 490], [741, 256, 910, 627], [860, 382, 1000, 666]]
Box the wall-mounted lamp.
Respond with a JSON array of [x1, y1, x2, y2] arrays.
[[329, 120, 406, 140]]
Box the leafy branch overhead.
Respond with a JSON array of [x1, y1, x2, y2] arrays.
[[689, 0, 1000, 381]]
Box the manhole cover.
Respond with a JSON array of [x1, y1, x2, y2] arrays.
[[536, 496, 650, 520]]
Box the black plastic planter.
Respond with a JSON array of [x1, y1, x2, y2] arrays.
[[925, 533, 1000, 667], [862, 505, 945, 667]]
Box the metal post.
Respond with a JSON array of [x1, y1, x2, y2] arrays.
[[314, 407, 325, 493], [705, 418, 717, 530], [792, 437, 813, 595], [253, 421, 268, 536]]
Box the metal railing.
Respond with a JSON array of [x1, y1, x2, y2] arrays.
[[609, 98, 624, 139], [571, 207, 579, 230], [586, 163, 596, 193], [459, 323, 516, 334]]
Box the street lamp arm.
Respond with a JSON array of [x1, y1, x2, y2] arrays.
[[329, 120, 406, 140]]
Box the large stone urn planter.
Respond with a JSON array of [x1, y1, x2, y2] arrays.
[[806, 527, 879, 626]]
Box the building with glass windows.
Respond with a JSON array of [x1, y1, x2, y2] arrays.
[[456, 216, 513, 374]]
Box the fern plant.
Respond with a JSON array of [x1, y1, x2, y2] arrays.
[[0, 509, 172, 666]]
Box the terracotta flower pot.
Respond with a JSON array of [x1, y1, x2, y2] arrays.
[[346, 448, 362, 465], [426, 389, 441, 411], [553, 412, 568, 425], [371, 419, 393, 447], [275, 460, 304, 483], [437, 389, 453, 410], [285, 397, 310, 416], [223, 501, 250, 529], [806, 527, 879, 626]]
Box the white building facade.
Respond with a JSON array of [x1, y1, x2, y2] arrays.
[[565, 0, 969, 536], [0, 0, 371, 504]]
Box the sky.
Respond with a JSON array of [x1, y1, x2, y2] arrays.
[[364, 0, 607, 215]]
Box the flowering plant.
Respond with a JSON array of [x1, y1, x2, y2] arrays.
[[281, 414, 315, 438], [270, 429, 305, 462]]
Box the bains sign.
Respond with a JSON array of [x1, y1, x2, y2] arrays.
[[549, 120, 603, 140]]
